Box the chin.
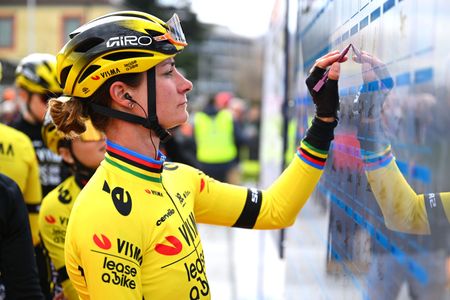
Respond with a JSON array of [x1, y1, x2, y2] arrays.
[[166, 113, 189, 129]]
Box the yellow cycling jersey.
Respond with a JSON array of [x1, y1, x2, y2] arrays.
[[363, 145, 450, 234], [39, 175, 81, 300], [0, 123, 42, 245], [65, 136, 329, 300]]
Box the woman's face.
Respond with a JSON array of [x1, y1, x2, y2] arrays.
[[153, 58, 193, 129], [70, 137, 106, 169], [17, 88, 47, 123]]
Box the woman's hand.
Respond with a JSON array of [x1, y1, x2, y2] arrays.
[[353, 51, 392, 121], [305, 50, 348, 122]]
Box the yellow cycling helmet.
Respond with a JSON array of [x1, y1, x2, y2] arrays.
[[15, 53, 62, 96], [57, 10, 188, 143], [57, 11, 186, 98], [42, 112, 103, 154]]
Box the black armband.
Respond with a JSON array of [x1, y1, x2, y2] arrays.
[[424, 193, 450, 234]]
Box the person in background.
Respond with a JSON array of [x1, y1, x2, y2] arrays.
[[0, 122, 42, 244], [39, 114, 105, 300], [11, 53, 69, 300], [12, 53, 70, 196], [48, 10, 344, 299], [240, 104, 261, 185], [0, 87, 20, 125], [0, 173, 44, 299], [193, 91, 244, 184], [0, 67, 44, 299]]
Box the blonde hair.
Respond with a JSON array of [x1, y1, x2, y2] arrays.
[[48, 97, 89, 138]]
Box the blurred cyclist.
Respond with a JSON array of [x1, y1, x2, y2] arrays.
[[11, 53, 70, 300], [39, 114, 105, 300]]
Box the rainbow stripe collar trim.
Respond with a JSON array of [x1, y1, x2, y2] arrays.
[[105, 140, 165, 182]]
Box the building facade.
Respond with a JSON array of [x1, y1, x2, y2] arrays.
[[0, 0, 116, 83]]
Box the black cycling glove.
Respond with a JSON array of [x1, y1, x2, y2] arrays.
[[305, 67, 340, 118]]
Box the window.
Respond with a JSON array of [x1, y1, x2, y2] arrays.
[[62, 16, 82, 43], [0, 16, 13, 48]]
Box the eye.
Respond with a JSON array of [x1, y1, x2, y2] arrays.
[[164, 67, 174, 76]]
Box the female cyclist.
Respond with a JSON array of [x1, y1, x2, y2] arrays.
[[48, 10, 345, 299]]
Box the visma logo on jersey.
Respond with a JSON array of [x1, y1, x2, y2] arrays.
[[92, 234, 141, 289], [106, 36, 152, 48]]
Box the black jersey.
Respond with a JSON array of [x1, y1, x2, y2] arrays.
[[0, 173, 44, 299]]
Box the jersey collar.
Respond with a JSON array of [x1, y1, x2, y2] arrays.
[[104, 139, 165, 182]]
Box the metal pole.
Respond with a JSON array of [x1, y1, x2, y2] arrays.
[[279, 0, 290, 260]]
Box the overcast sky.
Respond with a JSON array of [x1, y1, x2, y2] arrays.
[[190, 0, 276, 38]]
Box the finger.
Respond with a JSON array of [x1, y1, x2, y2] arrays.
[[352, 54, 361, 63], [354, 51, 371, 64], [313, 51, 339, 68], [360, 52, 374, 64], [318, 50, 340, 60], [338, 56, 348, 63], [316, 52, 344, 68], [328, 62, 340, 80]]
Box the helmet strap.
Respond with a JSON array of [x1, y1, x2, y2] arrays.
[[146, 68, 172, 143], [90, 102, 149, 126], [89, 69, 172, 143]]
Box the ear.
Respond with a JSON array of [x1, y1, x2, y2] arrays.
[[109, 81, 131, 109], [58, 147, 74, 164]]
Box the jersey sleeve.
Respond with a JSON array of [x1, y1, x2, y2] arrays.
[[362, 145, 450, 234], [39, 189, 66, 270], [22, 134, 42, 207], [39, 183, 79, 300], [22, 134, 42, 245], [193, 118, 336, 229]]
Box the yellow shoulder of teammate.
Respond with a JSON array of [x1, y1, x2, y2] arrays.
[[0, 123, 42, 245], [39, 175, 80, 300]]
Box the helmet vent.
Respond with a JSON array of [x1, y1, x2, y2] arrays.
[[42, 61, 52, 72], [60, 66, 72, 88], [103, 52, 152, 61], [38, 76, 50, 88], [78, 65, 101, 83], [74, 37, 104, 53], [145, 29, 160, 36]]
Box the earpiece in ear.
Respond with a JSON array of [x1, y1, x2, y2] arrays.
[[124, 93, 133, 101], [124, 93, 135, 108]]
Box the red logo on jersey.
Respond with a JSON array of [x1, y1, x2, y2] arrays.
[[44, 215, 56, 224], [155, 236, 182, 256], [93, 234, 112, 250], [91, 75, 100, 80], [200, 178, 205, 192]]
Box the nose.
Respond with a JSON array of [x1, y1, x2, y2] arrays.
[[178, 72, 193, 94]]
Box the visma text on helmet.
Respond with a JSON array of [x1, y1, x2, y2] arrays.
[[106, 36, 153, 48]]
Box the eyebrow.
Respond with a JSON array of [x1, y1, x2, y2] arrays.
[[161, 59, 175, 67]]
